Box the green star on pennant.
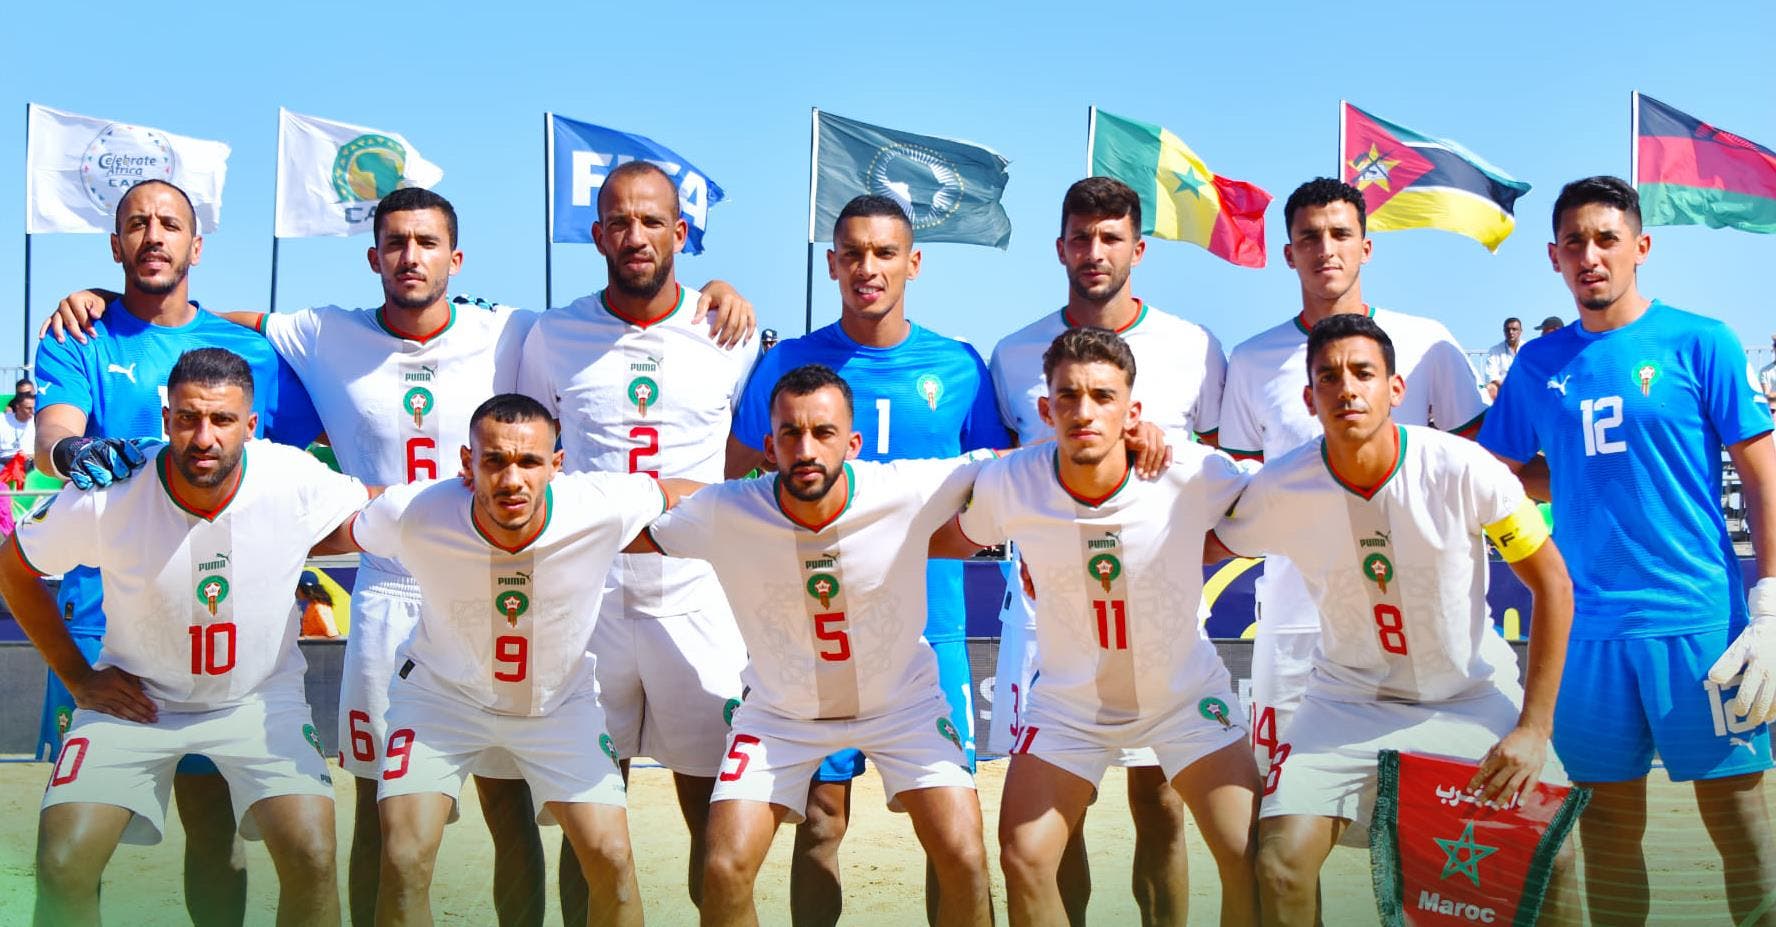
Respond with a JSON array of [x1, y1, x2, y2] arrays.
[[1170, 165, 1208, 198], [1434, 820, 1498, 888]]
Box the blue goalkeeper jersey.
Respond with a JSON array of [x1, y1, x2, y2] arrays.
[[1479, 301, 1772, 639], [735, 321, 1011, 644], [32, 300, 323, 635]]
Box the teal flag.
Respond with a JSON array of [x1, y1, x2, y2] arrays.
[[812, 110, 1012, 248]]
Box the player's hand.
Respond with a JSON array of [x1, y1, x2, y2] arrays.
[[695, 280, 756, 349], [1708, 580, 1776, 726], [1124, 421, 1173, 479], [41, 289, 115, 344], [69, 666, 157, 724], [1469, 724, 1548, 806], [52, 437, 148, 490]]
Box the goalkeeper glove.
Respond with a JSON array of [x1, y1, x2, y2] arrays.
[[1708, 578, 1776, 727], [51, 436, 148, 491]]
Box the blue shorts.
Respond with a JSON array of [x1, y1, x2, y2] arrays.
[[39, 632, 219, 776], [1555, 632, 1773, 783], [813, 639, 977, 783]]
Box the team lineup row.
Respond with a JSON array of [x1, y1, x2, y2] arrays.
[[7, 165, 1776, 927]]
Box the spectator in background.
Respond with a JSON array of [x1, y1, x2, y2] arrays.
[[1759, 332, 1776, 408], [0, 379, 37, 464], [1538, 315, 1565, 337], [295, 570, 341, 639], [1484, 316, 1523, 399]]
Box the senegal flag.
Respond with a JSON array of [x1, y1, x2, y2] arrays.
[[1088, 108, 1271, 268], [1340, 103, 1530, 252], [1636, 93, 1776, 234]]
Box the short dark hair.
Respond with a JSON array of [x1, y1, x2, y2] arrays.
[[768, 364, 855, 421], [372, 186, 459, 248], [469, 393, 558, 435], [1062, 177, 1142, 238], [1283, 177, 1367, 236], [1551, 175, 1641, 236], [1504, 317, 1521, 328], [167, 348, 256, 401], [114, 180, 198, 235], [1042, 327, 1137, 388], [834, 194, 912, 240], [597, 160, 678, 216], [14, 378, 33, 394], [1306, 313, 1396, 377]]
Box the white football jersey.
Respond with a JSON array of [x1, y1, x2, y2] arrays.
[[17, 442, 367, 710], [958, 445, 1248, 726], [350, 471, 665, 716], [259, 302, 537, 576], [1218, 307, 1488, 633], [1214, 426, 1523, 703], [989, 300, 1226, 443], [647, 457, 984, 721], [515, 285, 758, 619]]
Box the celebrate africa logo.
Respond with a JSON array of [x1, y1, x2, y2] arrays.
[[807, 573, 840, 608], [1087, 553, 1121, 594], [915, 373, 944, 411], [627, 376, 659, 417], [1634, 360, 1660, 397], [403, 386, 433, 429], [497, 590, 530, 628], [196, 575, 230, 615], [331, 134, 410, 203], [1363, 553, 1393, 594]]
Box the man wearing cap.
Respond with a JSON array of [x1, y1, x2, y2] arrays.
[[1537, 316, 1565, 337]]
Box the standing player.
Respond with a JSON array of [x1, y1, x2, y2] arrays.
[[1480, 176, 1776, 925], [944, 328, 1259, 927], [31, 179, 322, 926], [725, 194, 1009, 926], [1211, 314, 1578, 926], [986, 176, 1225, 926], [1218, 178, 1488, 802], [327, 394, 691, 927], [516, 160, 759, 919], [638, 364, 993, 927], [0, 348, 367, 926]]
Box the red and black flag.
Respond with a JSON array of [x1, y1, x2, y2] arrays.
[[1637, 93, 1776, 234]]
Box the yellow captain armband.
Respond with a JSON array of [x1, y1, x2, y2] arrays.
[[1483, 498, 1549, 563]]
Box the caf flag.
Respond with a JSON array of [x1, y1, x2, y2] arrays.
[[25, 103, 231, 234], [275, 109, 444, 238], [1371, 751, 1589, 927], [812, 110, 1012, 248], [549, 114, 724, 255]]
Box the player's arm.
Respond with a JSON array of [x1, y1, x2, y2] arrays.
[[1486, 451, 1551, 503], [928, 514, 991, 559], [1707, 432, 1776, 725], [724, 433, 767, 480], [693, 280, 756, 348], [621, 478, 705, 554], [35, 405, 148, 490], [0, 535, 157, 723], [309, 485, 389, 555]]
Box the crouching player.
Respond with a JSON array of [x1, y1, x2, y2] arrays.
[[630, 364, 993, 927], [0, 348, 368, 926], [1209, 314, 1579, 926], [936, 327, 1261, 927], [325, 393, 694, 927]]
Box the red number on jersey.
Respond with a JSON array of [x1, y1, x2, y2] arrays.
[[719, 733, 761, 782], [628, 426, 659, 478], [494, 635, 529, 682], [1091, 600, 1129, 650], [1009, 725, 1040, 755], [347, 709, 377, 763], [50, 736, 90, 786], [383, 728, 415, 780], [406, 437, 438, 482], [813, 612, 852, 662], [187, 622, 237, 675], [1251, 706, 1292, 796], [1373, 604, 1408, 655]]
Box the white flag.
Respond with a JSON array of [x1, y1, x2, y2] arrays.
[[25, 103, 231, 234], [275, 109, 444, 238]]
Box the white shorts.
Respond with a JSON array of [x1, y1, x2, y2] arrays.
[[1262, 686, 1568, 845], [593, 594, 745, 778], [1250, 625, 1318, 786], [377, 679, 626, 824], [1010, 672, 1249, 787], [989, 589, 1158, 768], [43, 689, 334, 846], [713, 688, 974, 824]]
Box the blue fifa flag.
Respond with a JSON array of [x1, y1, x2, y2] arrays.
[[813, 110, 1012, 249], [550, 113, 724, 254]]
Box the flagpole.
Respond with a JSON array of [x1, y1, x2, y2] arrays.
[[270, 108, 284, 313], [22, 104, 32, 368], [804, 107, 820, 335], [1337, 100, 1348, 180], [543, 112, 555, 311], [1629, 91, 1641, 185], [1085, 106, 1098, 176]]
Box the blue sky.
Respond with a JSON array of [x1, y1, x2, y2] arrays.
[[5, 1, 1774, 369]]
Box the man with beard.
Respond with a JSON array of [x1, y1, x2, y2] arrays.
[[30, 180, 322, 926], [0, 347, 368, 927], [516, 159, 760, 919]]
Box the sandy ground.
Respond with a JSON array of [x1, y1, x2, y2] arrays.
[[0, 758, 1762, 924]]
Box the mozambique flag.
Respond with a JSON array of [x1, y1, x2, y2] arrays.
[[1636, 93, 1776, 234], [1089, 108, 1271, 268], [1341, 103, 1530, 252]]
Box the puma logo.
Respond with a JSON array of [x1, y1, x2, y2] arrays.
[[106, 362, 138, 384], [1546, 375, 1570, 395], [1731, 736, 1757, 753]]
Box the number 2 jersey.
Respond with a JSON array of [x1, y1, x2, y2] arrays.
[[1215, 426, 1531, 703], [255, 300, 537, 577], [516, 285, 758, 619], [1479, 301, 1773, 639], [956, 445, 1249, 725], [645, 457, 987, 721], [349, 472, 667, 716], [15, 442, 367, 710]]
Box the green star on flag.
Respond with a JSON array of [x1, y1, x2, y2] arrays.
[[1434, 820, 1498, 887], [1171, 165, 1208, 198]]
